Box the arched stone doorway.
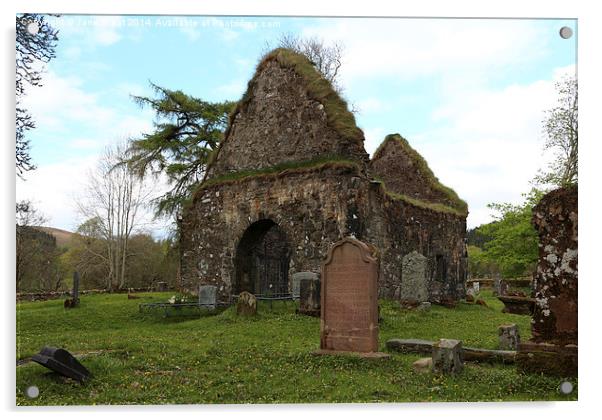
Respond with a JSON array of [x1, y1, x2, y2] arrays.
[[234, 219, 291, 296]]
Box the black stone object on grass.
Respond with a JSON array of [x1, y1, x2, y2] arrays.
[[31, 347, 91, 383]]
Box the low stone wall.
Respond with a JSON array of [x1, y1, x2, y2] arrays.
[[16, 286, 170, 302]]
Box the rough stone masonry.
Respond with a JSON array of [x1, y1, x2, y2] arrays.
[[180, 48, 468, 305], [517, 185, 578, 376]]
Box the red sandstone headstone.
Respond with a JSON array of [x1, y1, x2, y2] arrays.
[[316, 237, 387, 358]]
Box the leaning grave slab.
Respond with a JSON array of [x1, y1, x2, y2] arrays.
[[180, 48, 468, 305]]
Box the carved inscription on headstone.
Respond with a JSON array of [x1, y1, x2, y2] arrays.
[[320, 237, 379, 353]]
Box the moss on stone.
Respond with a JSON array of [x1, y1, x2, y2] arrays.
[[385, 189, 468, 217], [209, 48, 364, 173], [373, 133, 468, 215], [197, 156, 361, 192]]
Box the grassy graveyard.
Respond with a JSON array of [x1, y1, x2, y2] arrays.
[[16, 289, 576, 405]]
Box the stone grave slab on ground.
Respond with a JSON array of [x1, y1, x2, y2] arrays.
[[31, 346, 91, 383], [315, 237, 389, 358], [386, 338, 516, 364]]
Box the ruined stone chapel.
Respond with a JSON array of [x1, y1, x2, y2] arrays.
[[180, 48, 468, 305]]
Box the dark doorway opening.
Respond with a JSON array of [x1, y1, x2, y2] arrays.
[[234, 220, 290, 296]]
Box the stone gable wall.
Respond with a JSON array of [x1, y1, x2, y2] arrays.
[[209, 60, 369, 177], [370, 138, 460, 210]]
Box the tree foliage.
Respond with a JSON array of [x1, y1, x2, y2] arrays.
[[16, 201, 65, 292], [470, 189, 544, 278], [16, 14, 59, 177], [534, 76, 578, 187], [65, 225, 179, 290], [123, 83, 235, 216]]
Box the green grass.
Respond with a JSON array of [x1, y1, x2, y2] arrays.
[[16, 290, 576, 405]]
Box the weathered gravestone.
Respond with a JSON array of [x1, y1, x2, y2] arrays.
[[64, 271, 80, 308], [198, 284, 218, 310], [292, 272, 316, 299], [400, 251, 429, 306], [493, 273, 506, 296], [316, 237, 388, 357], [516, 185, 578, 376], [237, 291, 257, 316], [156, 281, 168, 292], [432, 338, 463, 374], [498, 324, 520, 350], [472, 281, 480, 294], [297, 273, 320, 317]]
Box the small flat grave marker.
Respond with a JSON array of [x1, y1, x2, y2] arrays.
[[237, 291, 257, 316], [299, 274, 320, 317]]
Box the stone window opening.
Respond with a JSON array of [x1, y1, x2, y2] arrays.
[[435, 254, 447, 283]]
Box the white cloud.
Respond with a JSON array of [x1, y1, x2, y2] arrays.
[[409, 67, 571, 228], [356, 97, 388, 115], [21, 71, 116, 132], [179, 25, 201, 42], [69, 138, 101, 150], [214, 79, 248, 98], [363, 127, 387, 155], [16, 155, 173, 237], [54, 15, 125, 48], [21, 72, 153, 141], [302, 19, 549, 88], [93, 16, 123, 46], [16, 156, 97, 232]]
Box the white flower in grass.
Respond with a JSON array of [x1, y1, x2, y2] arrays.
[[168, 295, 176, 304]]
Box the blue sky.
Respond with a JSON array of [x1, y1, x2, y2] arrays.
[[16, 15, 577, 235]]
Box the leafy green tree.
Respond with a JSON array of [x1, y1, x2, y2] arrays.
[[474, 188, 544, 278], [15, 201, 65, 292], [467, 245, 498, 278], [533, 76, 578, 187], [123, 83, 235, 216]]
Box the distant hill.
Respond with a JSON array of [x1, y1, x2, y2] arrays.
[[33, 226, 75, 249]]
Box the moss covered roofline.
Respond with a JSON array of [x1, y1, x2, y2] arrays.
[[193, 156, 361, 201], [205, 48, 365, 175], [372, 133, 468, 215]]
